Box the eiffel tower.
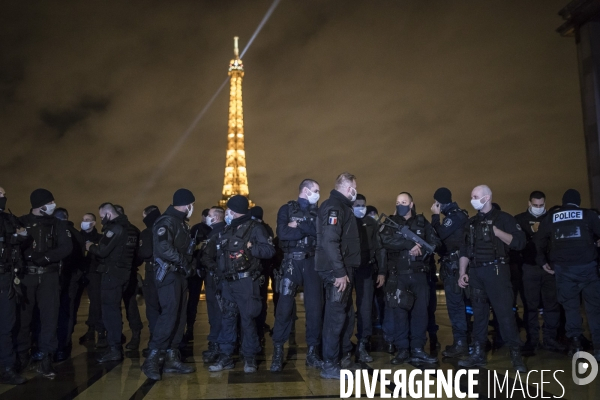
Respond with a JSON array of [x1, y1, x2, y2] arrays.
[[219, 36, 253, 209]]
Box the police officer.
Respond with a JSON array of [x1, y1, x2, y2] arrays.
[[430, 187, 469, 358], [54, 208, 86, 362], [270, 179, 323, 372], [17, 189, 73, 378], [185, 209, 212, 344], [457, 185, 527, 372], [141, 189, 197, 380], [0, 189, 27, 384], [535, 189, 600, 361], [199, 206, 226, 363], [515, 191, 564, 353], [137, 205, 161, 357], [207, 195, 275, 373], [249, 206, 275, 345], [379, 192, 441, 365], [352, 194, 386, 363], [78, 213, 106, 348], [315, 173, 361, 380], [86, 202, 138, 363], [114, 205, 143, 351]]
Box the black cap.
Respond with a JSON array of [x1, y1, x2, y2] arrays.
[[173, 188, 195, 206], [366, 205, 378, 215], [30, 188, 54, 209], [250, 206, 264, 220], [562, 189, 581, 206], [227, 195, 249, 215], [433, 187, 452, 204]]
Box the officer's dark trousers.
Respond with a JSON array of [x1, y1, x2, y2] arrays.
[[16, 271, 59, 354], [142, 266, 160, 336], [427, 272, 439, 335], [0, 274, 16, 367], [382, 302, 395, 343], [217, 277, 262, 357], [521, 263, 560, 342], [57, 270, 82, 350], [272, 257, 323, 346], [186, 274, 203, 330], [149, 271, 188, 350], [353, 263, 373, 341], [554, 262, 600, 347], [256, 269, 270, 338], [122, 272, 143, 332], [470, 264, 522, 348], [441, 270, 468, 342], [101, 273, 129, 348], [319, 271, 354, 363], [390, 272, 429, 349], [205, 273, 222, 342], [86, 271, 104, 333]]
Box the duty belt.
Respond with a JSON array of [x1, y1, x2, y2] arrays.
[[27, 265, 59, 275], [225, 271, 252, 281], [284, 251, 315, 260], [393, 267, 426, 275], [441, 251, 460, 263], [474, 258, 506, 268]]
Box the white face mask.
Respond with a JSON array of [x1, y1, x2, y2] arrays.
[[529, 206, 546, 217], [205, 216, 213, 227], [349, 187, 357, 202], [353, 206, 366, 218], [186, 205, 194, 219], [43, 203, 56, 215], [81, 221, 93, 231], [470, 196, 488, 211], [306, 189, 320, 205]]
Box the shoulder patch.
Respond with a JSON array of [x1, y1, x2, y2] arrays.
[[516, 224, 522, 231], [443, 218, 453, 227], [139, 239, 143, 247], [106, 230, 114, 238], [328, 210, 338, 225], [157, 227, 167, 236], [66, 230, 72, 237], [268, 237, 273, 246]]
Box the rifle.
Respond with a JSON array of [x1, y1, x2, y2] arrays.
[[377, 214, 436, 257]]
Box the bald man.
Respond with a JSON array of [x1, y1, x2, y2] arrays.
[[457, 185, 527, 372]]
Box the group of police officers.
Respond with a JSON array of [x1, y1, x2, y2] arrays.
[[0, 173, 599, 385]]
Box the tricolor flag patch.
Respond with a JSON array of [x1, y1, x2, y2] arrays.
[[328, 210, 338, 225]]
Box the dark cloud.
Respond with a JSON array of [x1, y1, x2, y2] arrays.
[[0, 0, 588, 228]]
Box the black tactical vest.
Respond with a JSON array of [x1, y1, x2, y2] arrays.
[[388, 214, 427, 266], [22, 215, 59, 264], [219, 220, 260, 275], [468, 209, 506, 263], [549, 208, 593, 252], [279, 201, 317, 252], [443, 208, 468, 253], [0, 213, 19, 265]]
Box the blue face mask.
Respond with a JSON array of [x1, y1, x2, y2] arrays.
[[225, 212, 233, 226], [396, 204, 411, 216]]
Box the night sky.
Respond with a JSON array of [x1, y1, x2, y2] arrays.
[[1, 0, 586, 227]]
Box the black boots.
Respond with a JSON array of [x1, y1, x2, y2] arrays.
[[95, 331, 108, 349], [36, 353, 57, 379], [202, 342, 220, 363], [510, 347, 528, 373], [542, 337, 566, 352], [356, 339, 373, 362], [340, 352, 361, 370], [320, 360, 341, 379], [142, 349, 162, 381], [79, 326, 95, 343], [0, 367, 26, 385], [270, 344, 284, 372], [410, 348, 438, 364], [126, 330, 141, 350], [208, 354, 235, 372], [386, 342, 396, 354], [442, 340, 469, 358], [391, 348, 410, 365], [305, 345, 324, 369], [568, 336, 583, 357], [164, 349, 196, 374], [244, 356, 257, 373], [458, 342, 486, 368], [97, 346, 123, 363], [183, 325, 194, 343]]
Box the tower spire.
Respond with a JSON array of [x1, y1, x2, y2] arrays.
[[219, 37, 252, 208]]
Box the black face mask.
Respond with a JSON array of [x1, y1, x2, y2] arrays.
[[0, 197, 6, 212], [101, 214, 110, 226], [396, 204, 411, 216]]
